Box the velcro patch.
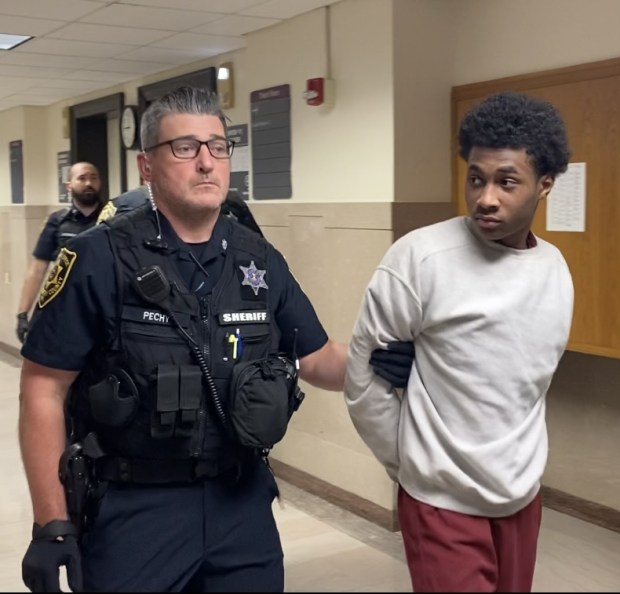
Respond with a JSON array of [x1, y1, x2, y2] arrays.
[[38, 247, 77, 308]]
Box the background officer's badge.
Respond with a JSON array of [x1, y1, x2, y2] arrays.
[[38, 247, 77, 308], [239, 260, 268, 296]]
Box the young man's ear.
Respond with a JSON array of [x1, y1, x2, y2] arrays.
[[538, 175, 554, 201]]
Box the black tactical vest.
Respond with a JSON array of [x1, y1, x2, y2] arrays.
[[55, 207, 99, 258], [69, 205, 279, 470]]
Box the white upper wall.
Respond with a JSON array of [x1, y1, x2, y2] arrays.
[[289, 0, 393, 202], [452, 0, 620, 85], [393, 0, 456, 203]]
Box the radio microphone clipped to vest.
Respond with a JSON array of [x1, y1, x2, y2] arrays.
[[134, 266, 172, 311]]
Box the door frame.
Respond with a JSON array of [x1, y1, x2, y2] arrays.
[[70, 92, 127, 193]]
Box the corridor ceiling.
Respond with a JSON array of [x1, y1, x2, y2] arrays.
[[0, 0, 342, 112]]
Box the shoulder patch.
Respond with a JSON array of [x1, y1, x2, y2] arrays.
[[38, 247, 77, 308], [97, 201, 117, 224]]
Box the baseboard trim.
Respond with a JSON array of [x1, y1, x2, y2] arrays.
[[0, 341, 21, 361], [270, 459, 620, 535], [270, 459, 400, 532], [541, 485, 620, 533]]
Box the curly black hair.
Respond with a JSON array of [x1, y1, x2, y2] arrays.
[[458, 91, 571, 178]]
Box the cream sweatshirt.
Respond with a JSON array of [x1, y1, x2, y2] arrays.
[[345, 216, 573, 516]]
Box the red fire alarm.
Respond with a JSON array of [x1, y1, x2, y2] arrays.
[[303, 77, 334, 106]]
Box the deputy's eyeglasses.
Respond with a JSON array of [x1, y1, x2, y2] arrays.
[[145, 137, 235, 159]]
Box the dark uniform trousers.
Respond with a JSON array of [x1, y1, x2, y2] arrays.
[[81, 461, 283, 592]]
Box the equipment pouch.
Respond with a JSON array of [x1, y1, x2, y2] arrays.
[[88, 369, 139, 427], [229, 354, 305, 450]]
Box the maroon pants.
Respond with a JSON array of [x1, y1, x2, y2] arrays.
[[397, 487, 542, 592]]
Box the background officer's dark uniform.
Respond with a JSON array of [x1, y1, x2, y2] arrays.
[[23, 205, 329, 592], [33, 204, 103, 262]]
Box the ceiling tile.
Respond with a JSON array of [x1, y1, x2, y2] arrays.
[[34, 78, 105, 90], [117, 0, 266, 13], [86, 58, 172, 75], [240, 0, 338, 19], [48, 23, 177, 45], [119, 46, 208, 65], [79, 4, 222, 31], [62, 69, 136, 82], [12, 38, 137, 58], [0, 16, 67, 36], [0, 0, 104, 20], [0, 76, 44, 91], [0, 51, 96, 69], [0, 64, 72, 79], [151, 32, 246, 53], [2, 93, 60, 105], [21, 86, 81, 99], [191, 15, 281, 36]]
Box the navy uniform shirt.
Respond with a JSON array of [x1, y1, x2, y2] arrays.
[[22, 211, 328, 371], [33, 205, 102, 261]]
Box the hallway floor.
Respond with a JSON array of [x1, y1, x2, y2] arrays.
[[1, 351, 619, 592]]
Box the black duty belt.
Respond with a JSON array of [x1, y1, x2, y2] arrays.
[[95, 456, 237, 484]]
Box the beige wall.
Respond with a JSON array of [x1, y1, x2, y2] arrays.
[[0, 0, 618, 519], [452, 0, 620, 85], [393, 0, 456, 203], [0, 108, 25, 207], [261, 202, 396, 508]]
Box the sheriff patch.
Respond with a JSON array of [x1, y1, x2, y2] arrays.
[[219, 310, 269, 325], [38, 247, 77, 308]]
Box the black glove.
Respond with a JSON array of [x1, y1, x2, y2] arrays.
[[370, 341, 416, 389], [16, 312, 29, 344], [22, 520, 82, 593]]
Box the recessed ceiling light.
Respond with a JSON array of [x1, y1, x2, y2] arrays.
[[0, 34, 33, 50]]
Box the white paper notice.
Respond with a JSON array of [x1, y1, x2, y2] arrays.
[[546, 162, 586, 232], [231, 145, 250, 173]]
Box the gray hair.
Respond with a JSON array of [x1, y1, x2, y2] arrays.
[[140, 86, 227, 150]]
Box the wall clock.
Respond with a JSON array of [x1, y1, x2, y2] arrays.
[[120, 105, 139, 150]]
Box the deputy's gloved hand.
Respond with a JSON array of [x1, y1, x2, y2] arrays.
[[370, 341, 415, 389], [22, 520, 83, 593], [16, 312, 29, 344]]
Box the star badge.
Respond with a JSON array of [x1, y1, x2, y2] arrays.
[[239, 260, 269, 295]]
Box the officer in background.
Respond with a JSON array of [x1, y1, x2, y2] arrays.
[[221, 190, 264, 237], [99, 184, 264, 237], [18, 86, 410, 593], [15, 162, 103, 344]]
